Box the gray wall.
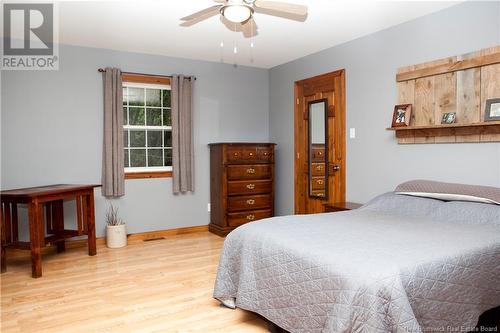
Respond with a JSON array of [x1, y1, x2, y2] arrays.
[[269, 1, 500, 215], [1, 44, 269, 237]]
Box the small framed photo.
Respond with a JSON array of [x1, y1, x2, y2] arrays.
[[485, 98, 500, 121], [391, 104, 412, 127], [441, 112, 456, 124]]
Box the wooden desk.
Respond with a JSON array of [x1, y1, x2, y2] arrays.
[[323, 202, 362, 213], [0, 184, 99, 278]]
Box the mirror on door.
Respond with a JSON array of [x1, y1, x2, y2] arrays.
[[308, 99, 328, 199]]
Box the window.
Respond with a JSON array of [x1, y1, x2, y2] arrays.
[[122, 74, 172, 178]]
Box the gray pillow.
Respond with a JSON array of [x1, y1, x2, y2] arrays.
[[395, 180, 500, 205], [363, 192, 500, 227]]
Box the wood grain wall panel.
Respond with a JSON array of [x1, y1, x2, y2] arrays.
[[409, 56, 456, 73], [456, 68, 481, 142], [392, 46, 500, 144], [480, 63, 500, 141], [434, 73, 457, 143], [476, 45, 500, 57], [434, 73, 457, 123], [414, 77, 435, 143], [396, 80, 415, 144], [397, 80, 415, 104], [480, 62, 500, 120]]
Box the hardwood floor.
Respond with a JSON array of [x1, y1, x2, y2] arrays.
[[1, 231, 268, 333]]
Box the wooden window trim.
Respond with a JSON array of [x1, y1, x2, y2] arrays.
[[122, 73, 170, 85], [125, 171, 172, 180]]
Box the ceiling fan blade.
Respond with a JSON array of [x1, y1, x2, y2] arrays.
[[253, 6, 307, 21], [242, 17, 258, 38], [180, 5, 222, 22], [253, 0, 307, 16]]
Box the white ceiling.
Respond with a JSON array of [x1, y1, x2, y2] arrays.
[[57, 0, 460, 68]]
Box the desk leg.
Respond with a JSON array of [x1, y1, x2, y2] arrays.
[[28, 201, 43, 278], [85, 192, 97, 256], [12, 204, 18, 243], [53, 200, 65, 253], [1, 202, 6, 273]]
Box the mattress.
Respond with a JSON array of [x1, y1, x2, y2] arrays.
[[213, 193, 500, 333]]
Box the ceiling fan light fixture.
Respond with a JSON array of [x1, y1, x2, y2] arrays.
[[221, 4, 253, 23]]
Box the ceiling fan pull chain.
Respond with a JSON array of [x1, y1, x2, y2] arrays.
[[250, 20, 254, 63], [220, 40, 224, 63]]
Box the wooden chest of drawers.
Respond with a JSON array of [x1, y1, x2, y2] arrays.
[[209, 143, 276, 236]]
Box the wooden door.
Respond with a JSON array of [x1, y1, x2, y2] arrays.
[[294, 70, 346, 214]]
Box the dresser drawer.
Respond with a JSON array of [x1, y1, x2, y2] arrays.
[[256, 147, 273, 162], [311, 146, 326, 162], [228, 194, 272, 212], [227, 165, 272, 180], [226, 146, 274, 164], [227, 180, 272, 195], [227, 146, 258, 163], [311, 190, 326, 198], [311, 162, 326, 176], [227, 209, 272, 227], [311, 177, 326, 190]]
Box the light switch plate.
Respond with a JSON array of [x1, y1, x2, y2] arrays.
[[207, 203, 211, 212], [349, 128, 356, 139]]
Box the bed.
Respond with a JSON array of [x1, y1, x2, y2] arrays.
[[213, 189, 500, 333]]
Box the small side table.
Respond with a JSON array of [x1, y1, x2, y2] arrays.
[[324, 202, 362, 213], [1, 184, 99, 278]]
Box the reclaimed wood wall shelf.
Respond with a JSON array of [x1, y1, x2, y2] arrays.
[[393, 45, 500, 144], [387, 121, 500, 140], [387, 121, 500, 131]]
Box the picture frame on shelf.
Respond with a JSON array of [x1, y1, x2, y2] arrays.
[[485, 98, 500, 121], [391, 104, 412, 127], [441, 112, 456, 124]]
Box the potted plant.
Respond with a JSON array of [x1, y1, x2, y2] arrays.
[[105, 204, 127, 248]]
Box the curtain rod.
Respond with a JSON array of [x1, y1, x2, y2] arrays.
[[97, 68, 196, 81]]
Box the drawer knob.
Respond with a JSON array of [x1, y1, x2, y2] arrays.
[[246, 199, 255, 205], [316, 165, 322, 171], [249, 152, 254, 156], [246, 183, 256, 190], [317, 180, 324, 185], [263, 152, 269, 156], [246, 168, 255, 174], [318, 152, 323, 156], [246, 214, 255, 221]]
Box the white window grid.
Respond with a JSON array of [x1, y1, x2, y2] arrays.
[[123, 82, 172, 173]]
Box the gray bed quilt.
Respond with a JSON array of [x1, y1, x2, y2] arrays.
[[213, 193, 500, 333]]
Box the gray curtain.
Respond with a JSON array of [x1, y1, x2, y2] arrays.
[[101, 67, 125, 197], [171, 75, 194, 194]]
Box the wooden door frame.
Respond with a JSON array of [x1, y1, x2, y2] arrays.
[[294, 69, 346, 214]]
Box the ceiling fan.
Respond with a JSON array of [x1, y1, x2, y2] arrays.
[[180, 0, 308, 38]]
